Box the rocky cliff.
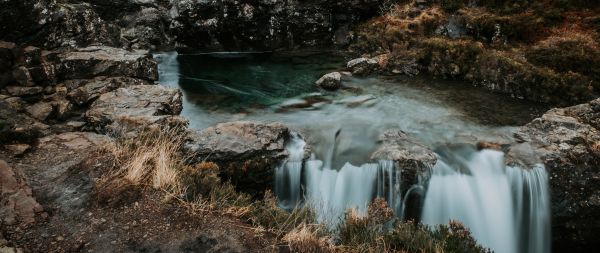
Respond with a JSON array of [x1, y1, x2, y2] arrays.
[[0, 0, 383, 51]]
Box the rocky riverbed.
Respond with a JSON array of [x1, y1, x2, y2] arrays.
[[1, 0, 599, 252]]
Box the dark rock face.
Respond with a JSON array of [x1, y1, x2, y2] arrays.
[[1, 0, 382, 51], [185, 121, 290, 192], [0, 0, 121, 49], [169, 0, 382, 50], [515, 98, 600, 251]]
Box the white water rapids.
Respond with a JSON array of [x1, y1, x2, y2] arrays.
[[154, 51, 552, 253], [274, 134, 550, 253]]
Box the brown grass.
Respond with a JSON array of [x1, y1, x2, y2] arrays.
[[283, 224, 332, 253], [100, 126, 187, 194], [95, 128, 490, 253]]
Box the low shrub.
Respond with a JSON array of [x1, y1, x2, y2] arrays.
[[458, 8, 545, 43], [525, 28, 600, 90], [417, 37, 484, 78], [473, 50, 594, 105]]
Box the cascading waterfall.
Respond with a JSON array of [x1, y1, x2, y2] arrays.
[[421, 149, 550, 253], [275, 134, 550, 253], [507, 165, 551, 253], [275, 132, 404, 226], [274, 132, 305, 210]]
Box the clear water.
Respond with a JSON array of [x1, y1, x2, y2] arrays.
[[155, 51, 548, 163], [155, 51, 552, 253]]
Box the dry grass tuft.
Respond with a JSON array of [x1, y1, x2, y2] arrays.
[[100, 126, 187, 194], [283, 224, 332, 253]]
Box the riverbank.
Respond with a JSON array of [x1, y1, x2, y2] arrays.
[[1, 0, 599, 252]]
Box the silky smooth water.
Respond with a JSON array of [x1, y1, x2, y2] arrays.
[[155, 51, 551, 253]]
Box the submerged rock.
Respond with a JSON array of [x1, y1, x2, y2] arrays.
[[315, 72, 342, 91], [185, 121, 290, 193], [515, 98, 600, 250], [336, 94, 377, 107]]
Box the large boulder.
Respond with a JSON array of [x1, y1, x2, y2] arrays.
[[315, 72, 342, 91], [56, 46, 158, 81], [0, 160, 44, 226], [371, 129, 437, 192], [347, 57, 379, 76], [85, 85, 184, 132], [184, 121, 290, 192], [65, 76, 152, 106], [514, 98, 600, 251]]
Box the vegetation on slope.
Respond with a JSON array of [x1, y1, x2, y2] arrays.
[[350, 0, 600, 105], [94, 127, 490, 252]]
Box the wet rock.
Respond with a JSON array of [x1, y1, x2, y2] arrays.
[[515, 98, 600, 250], [315, 72, 342, 91], [185, 121, 290, 192], [476, 141, 506, 151], [347, 57, 379, 76], [85, 85, 183, 131], [371, 129, 437, 193], [56, 46, 158, 81], [277, 98, 312, 111], [336, 94, 377, 107], [0, 160, 44, 226]]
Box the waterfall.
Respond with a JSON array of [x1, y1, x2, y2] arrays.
[[274, 132, 305, 210], [507, 165, 551, 253], [154, 52, 180, 87], [274, 132, 404, 226], [421, 149, 550, 253], [274, 133, 550, 253]]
